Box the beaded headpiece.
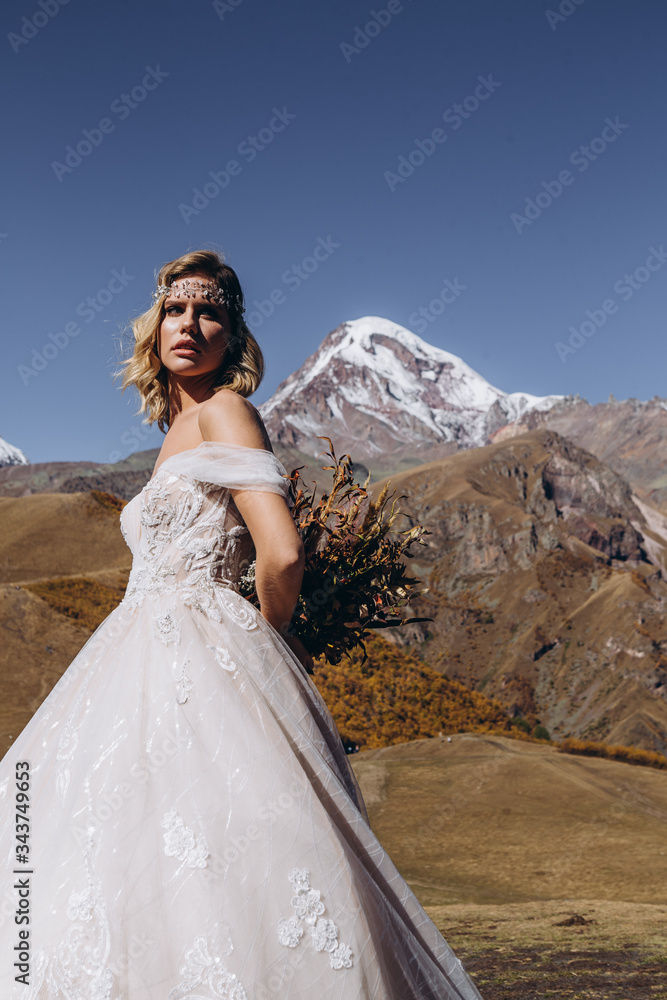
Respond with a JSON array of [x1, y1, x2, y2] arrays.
[[152, 278, 244, 314]]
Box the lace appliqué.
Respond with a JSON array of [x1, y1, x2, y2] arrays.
[[167, 933, 247, 1000], [27, 832, 114, 999], [121, 470, 258, 630], [55, 683, 94, 804], [217, 590, 258, 631], [184, 588, 258, 632], [154, 609, 181, 645], [162, 808, 209, 868], [208, 645, 237, 672], [173, 658, 194, 704], [55, 725, 78, 801], [277, 868, 353, 970]]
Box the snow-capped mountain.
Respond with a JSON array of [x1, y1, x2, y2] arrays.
[[0, 435, 28, 467], [260, 317, 563, 464]]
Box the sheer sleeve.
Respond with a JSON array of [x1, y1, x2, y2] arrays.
[[165, 441, 292, 502]]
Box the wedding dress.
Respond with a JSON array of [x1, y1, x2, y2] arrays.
[[0, 441, 482, 999]]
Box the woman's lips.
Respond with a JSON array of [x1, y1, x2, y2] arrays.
[[172, 341, 199, 356]]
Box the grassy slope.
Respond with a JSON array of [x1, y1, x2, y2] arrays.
[[350, 733, 667, 907], [0, 491, 131, 583]]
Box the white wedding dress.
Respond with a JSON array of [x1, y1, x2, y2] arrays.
[[0, 441, 482, 999]]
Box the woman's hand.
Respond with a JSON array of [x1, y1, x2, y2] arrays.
[[282, 634, 315, 674]]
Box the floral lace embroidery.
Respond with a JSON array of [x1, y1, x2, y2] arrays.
[[26, 832, 114, 999], [162, 808, 209, 868], [154, 609, 181, 645], [208, 645, 237, 672], [121, 469, 258, 629], [174, 658, 194, 704], [167, 933, 247, 1000], [219, 592, 258, 630], [55, 683, 94, 804], [277, 868, 353, 970], [55, 725, 78, 801]]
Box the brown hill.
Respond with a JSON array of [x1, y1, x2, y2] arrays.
[[374, 429, 667, 753], [350, 732, 667, 905], [0, 569, 130, 752], [0, 491, 131, 583]]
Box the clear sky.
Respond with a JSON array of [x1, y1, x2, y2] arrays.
[[3, 0, 667, 463]]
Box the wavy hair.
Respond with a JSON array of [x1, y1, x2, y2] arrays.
[[119, 249, 264, 431]]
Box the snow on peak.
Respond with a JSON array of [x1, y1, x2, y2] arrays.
[[0, 436, 28, 467], [260, 317, 564, 455]]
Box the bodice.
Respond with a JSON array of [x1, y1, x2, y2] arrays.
[[119, 441, 291, 612]]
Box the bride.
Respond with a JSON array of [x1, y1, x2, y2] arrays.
[[0, 250, 483, 999]]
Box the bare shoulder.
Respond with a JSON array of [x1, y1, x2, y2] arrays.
[[199, 389, 272, 451]]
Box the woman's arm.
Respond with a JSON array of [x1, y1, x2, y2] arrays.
[[198, 391, 312, 669]]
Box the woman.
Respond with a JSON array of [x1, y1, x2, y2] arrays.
[[0, 250, 482, 999]]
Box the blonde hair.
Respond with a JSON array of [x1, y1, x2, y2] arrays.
[[119, 249, 264, 430]]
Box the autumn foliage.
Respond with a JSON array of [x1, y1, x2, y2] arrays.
[[558, 737, 667, 770], [25, 575, 129, 631], [312, 634, 512, 751]]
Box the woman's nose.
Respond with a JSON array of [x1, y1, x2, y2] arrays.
[[180, 308, 198, 332]]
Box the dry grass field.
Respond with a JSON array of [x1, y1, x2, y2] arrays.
[[428, 899, 667, 998], [351, 735, 667, 997]]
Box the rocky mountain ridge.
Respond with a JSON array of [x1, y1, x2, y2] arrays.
[[379, 429, 667, 753], [493, 395, 667, 514]]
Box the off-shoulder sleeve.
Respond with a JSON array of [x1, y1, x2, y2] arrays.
[[167, 441, 292, 501]]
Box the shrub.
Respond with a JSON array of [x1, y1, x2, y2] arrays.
[[558, 737, 667, 770]]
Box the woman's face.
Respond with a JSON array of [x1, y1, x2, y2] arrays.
[[157, 274, 231, 380]]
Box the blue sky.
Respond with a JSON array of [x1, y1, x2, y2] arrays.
[[3, 0, 667, 463]]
